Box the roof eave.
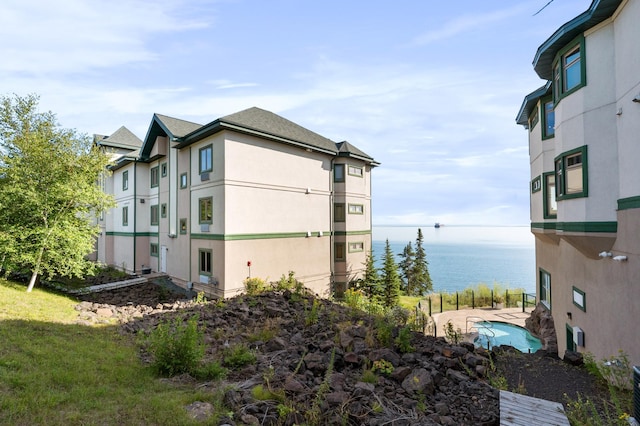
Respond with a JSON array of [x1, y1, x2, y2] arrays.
[[516, 82, 552, 126]]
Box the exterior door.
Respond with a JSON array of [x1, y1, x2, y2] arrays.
[[160, 245, 168, 273]]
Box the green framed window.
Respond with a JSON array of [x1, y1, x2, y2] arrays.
[[150, 243, 159, 257], [122, 170, 129, 191], [199, 249, 212, 275], [199, 145, 212, 174], [348, 242, 364, 253], [542, 97, 555, 139], [334, 243, 346, 261], [199, 197, 212, 224], [552, 35, 586, 103], [529, 103, 539, 131], [572, 286, 586, 312], [122, 206, 129, 226], [540, 269, 551, 310], [161, 203, 167, 218], [161, 163, 167, 177], [348, 165, 363, 177], [348, 204, 364, 215], [180, 173, 188, 189], [555, 146, 588, 200], [150, 205, 159, 226], [179, 218, 187, 234], [150, 166, 159, 188], [543, 172, 557, 219], [334, 203, 345, 222], [334, 164, 345, 182], [531, 175, 541, 193]]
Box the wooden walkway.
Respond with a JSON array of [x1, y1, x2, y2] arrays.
[[500, 390, 570, 426]]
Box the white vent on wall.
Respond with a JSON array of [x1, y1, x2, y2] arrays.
[[573, 326, 584, 347]]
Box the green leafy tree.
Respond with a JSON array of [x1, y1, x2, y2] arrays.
[[398, 241, 415, 294], [0, 94, 115, 292], [411, 228, 433, 295], [380, 239, 401, 308]]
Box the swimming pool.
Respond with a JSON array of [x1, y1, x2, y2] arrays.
[[473, 321, 542, 353]]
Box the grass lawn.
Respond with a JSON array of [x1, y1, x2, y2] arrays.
[[0, 279, 219, 425]]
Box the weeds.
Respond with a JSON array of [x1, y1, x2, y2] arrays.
[[395, 326, 414, 353], [222, 343, 257, 369], [243, 277, 267, 295], [443, 320, 462, 344]]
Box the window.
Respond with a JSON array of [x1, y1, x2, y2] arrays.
[[199, 197, 212, 224], [334, 164, 345, 182], [150, 205, 159, 226], [161, 203, 167, 218], [150, 243, 159, 257], [542, 98, 555, 139], [348, 165, 363, 177], [161, 163, 167, 177], [572, 287, 586, 312], [180, 218, 187, 234], [199, 145, 212, 174], [334, 243, 346, 261], [349, 242, 364, 252], [348, 204, 364, 214], [334, 203, 345, 222], [553, 36, 585, 102], [531, 176, 541, 193], [150, 166, 159, 188], [543, 172, 557, 219], [122, 206, 129, 226], [199, 249, 212, 275], [540, 269, 551, 310], [180, 173, 188, 189], [555, 146, 587, 199], [122, 170, 129, 191], [529, 104, 539, 131]]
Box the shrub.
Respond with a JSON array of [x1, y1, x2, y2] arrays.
[[223, 343, 257, 369], [243, 277, 267, 295], [146, 315, 204, 376], [273, 271, 305, 293], [395, 326, 414, 353]]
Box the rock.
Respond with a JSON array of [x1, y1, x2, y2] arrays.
[[184, 401, 214, 421], [95, 307, 113, 317], [401, 368, 434, 395], [563, 350, 584, 366]]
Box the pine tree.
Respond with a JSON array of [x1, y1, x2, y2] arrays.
[[411, 228, 433, 295], [380, 239, 401, 308], [359, 250, 381, 301], [398, 241, 415, 294]]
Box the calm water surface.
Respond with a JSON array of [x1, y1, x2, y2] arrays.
[[372, 226, 535, 294]]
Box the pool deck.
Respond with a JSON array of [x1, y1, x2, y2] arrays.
[[432, 306, 533, 337]]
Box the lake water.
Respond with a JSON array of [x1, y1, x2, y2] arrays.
[[372, 226, 535, 294]]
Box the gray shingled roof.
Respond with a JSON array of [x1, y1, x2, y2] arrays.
[[217, 107, 338, 153], [336, 140, 376, 162], [97, 126, 142, 150], [155, 114, 202, 138]]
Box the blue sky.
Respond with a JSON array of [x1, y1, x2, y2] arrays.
[[1, 0, 592, 226]]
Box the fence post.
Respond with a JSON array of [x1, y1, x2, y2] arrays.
[[456, 292, 459, 310], [506, 290, 509, 307], [522, 293, 525, 313], [491, 289, 494, 308], [439, 293, 443, 313], [472, 290, 475, 309], [428, 297, 432, 317]]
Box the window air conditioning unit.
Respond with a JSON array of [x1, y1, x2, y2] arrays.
[[572, 326, 584, 347], [140, 199, 145, 203], [200, 173, 210, 181]]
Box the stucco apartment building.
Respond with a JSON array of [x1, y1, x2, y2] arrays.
[[517, 0, 639, 365], [94, 107, 378, 298]]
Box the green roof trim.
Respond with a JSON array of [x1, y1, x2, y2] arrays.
[[532, 0, 623, 80], [617, 196, 640, 211], [532, 221, 617, 233]]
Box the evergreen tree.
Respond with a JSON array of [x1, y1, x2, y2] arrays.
[[359, 250, 381, 301], [0, 94, 115, 292], [398, 241, 415, 294], [380, 239, 401, 308], [411, 228, 433, 295]]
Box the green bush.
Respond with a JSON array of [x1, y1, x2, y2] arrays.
[[223, 343, 257, 369], [243, 277, 267, 295], [146, 314, 204, 376], [395, 326, 414, 353]]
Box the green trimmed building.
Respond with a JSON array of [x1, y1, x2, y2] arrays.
[[94, 107, 378, 298], [517, 0, 640, 365]]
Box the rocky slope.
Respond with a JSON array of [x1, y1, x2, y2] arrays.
[[78, 286, 499, 425]]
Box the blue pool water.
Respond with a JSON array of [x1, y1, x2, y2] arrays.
[[473, 321, 541, 353]]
